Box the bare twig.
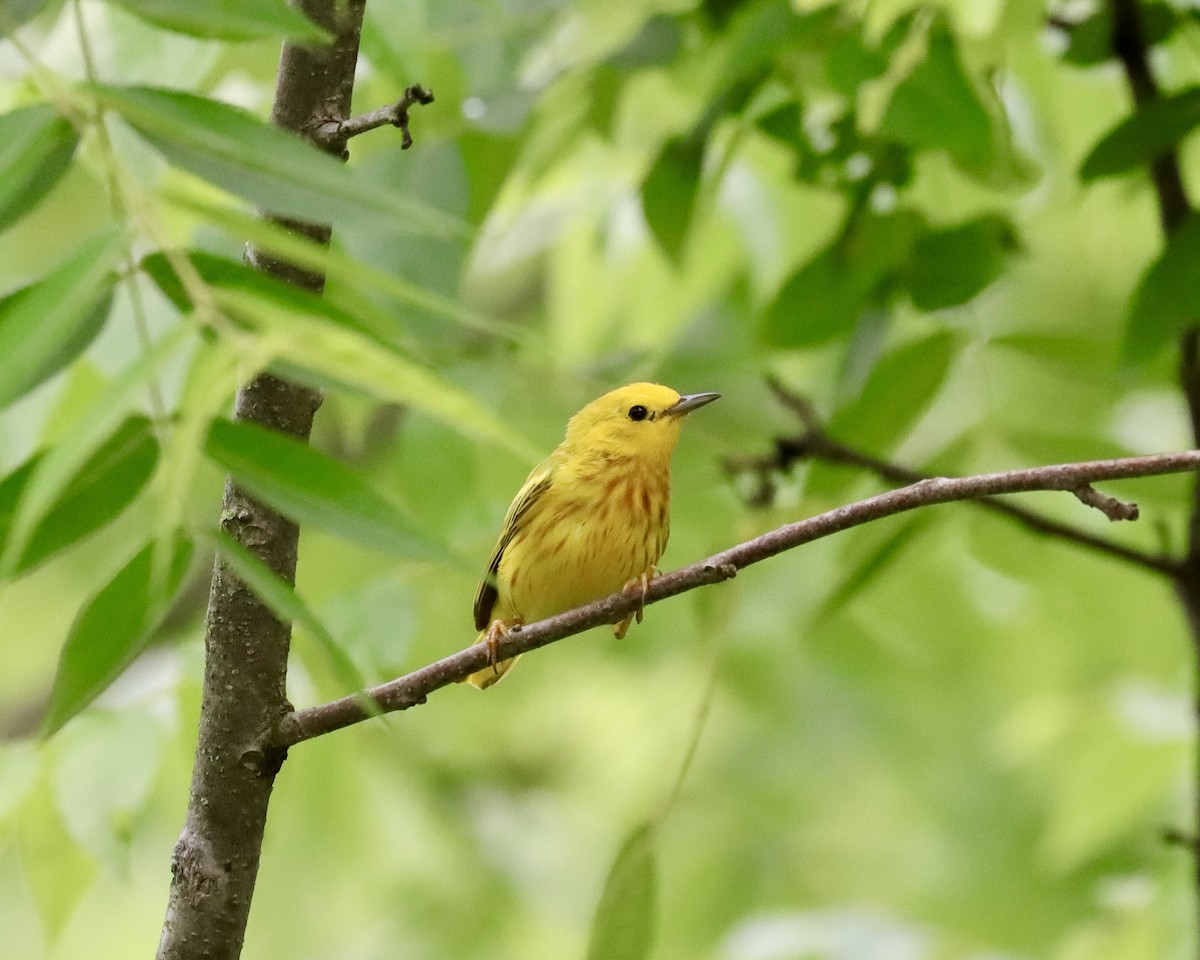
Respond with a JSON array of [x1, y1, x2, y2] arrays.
[[312, 84, 434, 151], [1073, 484, 1139, 521], [727, 378, 1178, 576], [271, 450, 1200, 748]]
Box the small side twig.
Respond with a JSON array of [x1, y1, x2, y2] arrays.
[[726, 378, 1177, 577], [1073, 484, 1139, 521], [312, 84, 435, 151]]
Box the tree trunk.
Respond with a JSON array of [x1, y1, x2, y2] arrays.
[[156, 2, 366, 957]]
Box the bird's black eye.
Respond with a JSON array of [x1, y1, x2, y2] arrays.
[[628, 404, 649, 422]]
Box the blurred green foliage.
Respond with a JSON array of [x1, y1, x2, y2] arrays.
[[0, 0, 1199, 958]]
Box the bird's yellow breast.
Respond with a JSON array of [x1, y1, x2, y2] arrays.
[[494, 466, 670, 624]]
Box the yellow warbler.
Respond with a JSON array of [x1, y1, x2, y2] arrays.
[[464, 382, 720, 689]]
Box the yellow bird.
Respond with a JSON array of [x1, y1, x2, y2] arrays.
[[464, 382, 720, 689]]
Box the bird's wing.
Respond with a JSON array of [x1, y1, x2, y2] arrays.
[[474, 460, 555, 630]]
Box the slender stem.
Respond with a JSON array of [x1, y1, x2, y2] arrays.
[[71, 0, 169, 426], [273, 449, 1200, 748]]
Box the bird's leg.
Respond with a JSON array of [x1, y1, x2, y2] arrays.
[[614, 566, 660, 639], [482, 617, 522, 673]]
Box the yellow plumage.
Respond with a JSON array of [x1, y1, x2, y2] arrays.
[[464, 382, 719, 689]]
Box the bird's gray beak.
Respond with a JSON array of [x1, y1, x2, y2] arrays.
[[666, 392, 721, 416]]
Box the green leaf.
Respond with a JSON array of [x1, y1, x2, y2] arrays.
[[0, 0, 57, 34], [642, 136, 704, 263], [1124, 213, 1200, 363], [0, 324, 189, 579], [587, 824, 658, 960], [160, 192, 511, 338], [202, 528, 375, 704], [1080, 87, 1200, 181], [879, 20, 995, 178], [91, 85, 463, 237], [606, 15, 683, 70], [906, 214, 1018, 311], [825, 29, 890, 96], [103, 0, 328, 42], [0, 230, 121, 410], [1060, 3, 1178, 67], [761, 210, 922, 347], [0, 103, 80, 231], [211, 285, 540, 461], [43, 537, 193, 735], [205, 419, 445, 560], [140, 249, 401, 347], [829, 332, 957, 454], [755, 101, 803, 151], [0, 416, 159, 574]]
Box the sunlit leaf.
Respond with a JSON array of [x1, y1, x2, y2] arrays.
[[0, 416, 159, 574], [642, 136, 704, 263], [587, 823, 658, 960], [906, 214, 1018, 311], [103, 0, 328, 42], [0, 230, 121, 410], [205, 419, 446, 560], [1080, 88, 1200, 182], [1124, 213, 1200, 363], [0, 103, 79, 231], [43, 537, 193, 736], [91, 85, 463, 237]]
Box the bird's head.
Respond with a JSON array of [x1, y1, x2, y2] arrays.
[[563, 382, 719, 464]]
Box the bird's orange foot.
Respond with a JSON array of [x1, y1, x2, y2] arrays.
[[482, 618, 522, 674], [614, 566, 660, 639]]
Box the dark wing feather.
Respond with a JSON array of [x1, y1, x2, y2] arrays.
[[473, 462, 554, 630]]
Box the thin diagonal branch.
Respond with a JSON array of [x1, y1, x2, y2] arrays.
[[271, 449, 1200, 749], [725, 379, 1178, 577]]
